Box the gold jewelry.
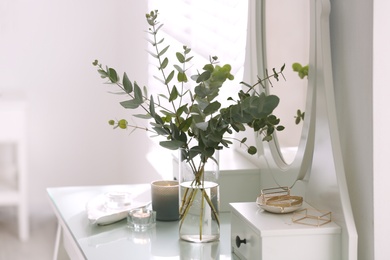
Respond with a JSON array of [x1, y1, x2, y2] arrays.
[[266, 195, 303, 208]]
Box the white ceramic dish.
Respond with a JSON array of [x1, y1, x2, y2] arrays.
[[86, 189, 151, 225]]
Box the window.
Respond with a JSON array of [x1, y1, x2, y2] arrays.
[[147, 0, 249, 93], [145, 0, 249, 178]]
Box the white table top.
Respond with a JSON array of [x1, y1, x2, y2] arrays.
[[47, 184, 234, 260]]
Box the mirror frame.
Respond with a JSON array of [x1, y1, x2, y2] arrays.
[[250, 0, 316, 187], [246, 1, 358, 258]]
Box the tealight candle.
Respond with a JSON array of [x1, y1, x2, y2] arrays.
[[151, 180, 179, 221], [127, 208, 156, 231]]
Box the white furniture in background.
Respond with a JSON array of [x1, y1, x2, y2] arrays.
[[0, 96, 29, 241]]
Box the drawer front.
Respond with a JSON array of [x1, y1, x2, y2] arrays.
[[231, 213, 260, 259]]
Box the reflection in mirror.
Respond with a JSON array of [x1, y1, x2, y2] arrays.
[[263, 0, 310, 164]]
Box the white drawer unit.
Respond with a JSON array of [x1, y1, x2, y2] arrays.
[[230, 202, 341, 260]]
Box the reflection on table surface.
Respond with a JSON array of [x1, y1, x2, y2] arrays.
[[47, 185, 236, 260]]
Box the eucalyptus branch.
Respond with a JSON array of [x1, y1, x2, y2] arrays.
[[108, 119, 157, 134], [241, 64, 286, 95], [95, 9, 285, 165], [151, 25, 174, 102], [93, 61, 178, 118]]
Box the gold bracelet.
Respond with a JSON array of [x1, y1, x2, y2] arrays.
[[265, 195, 303, 208]]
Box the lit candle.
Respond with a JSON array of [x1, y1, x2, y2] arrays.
[[151, 180, 179, 221], [132, 210, 151, 219], [128, 208, 156, 231]]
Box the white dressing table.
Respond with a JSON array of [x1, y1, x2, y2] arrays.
[[47, 184, 236, 260], [48, 184, 344, 260]]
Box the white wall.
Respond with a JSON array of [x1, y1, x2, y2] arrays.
[[0, 0, 161, 216], [373, 1, 390, 259], [330, 0, 390, 259]]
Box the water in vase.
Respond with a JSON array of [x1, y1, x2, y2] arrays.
[[179, 181, 220, 243]]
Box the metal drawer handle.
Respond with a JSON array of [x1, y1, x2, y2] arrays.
[[235, 235, 247, 248]]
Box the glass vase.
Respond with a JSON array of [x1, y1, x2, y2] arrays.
[[178, 149, 220, 243]]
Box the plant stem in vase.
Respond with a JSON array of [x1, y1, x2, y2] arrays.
[[179, 148, 220, 243]]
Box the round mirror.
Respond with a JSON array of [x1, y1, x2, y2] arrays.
[[263, 0, 310, 165], [244, 0, 316, 188]]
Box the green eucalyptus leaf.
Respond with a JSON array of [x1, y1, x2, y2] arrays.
[[155, 23, 164, 33], [177, 72, 188, 83], [120, 99, 141, 109], [133, 114, 152, 119], [292, 62, 302, 71], [161, 57, 169, 69], [240, 81, 252, 89], [108, 68, 118, 83], [179, 117, 192, 132], [159, 45, 170, 57], [203, 64, 214, 72], [122, 72, 133, 93], [259, 95, 279, 116], [184, 46, 191, 54], [153, 126, 170, 136], [263, 135, 272, 142], [176, 52, 185, 63], [149, 95, 156, 117], [203, 147, 215, 158], [98, 69, 108, 78], [248, 146, 257, 155], [203, 101, 221, 115], [196, 71, 211, 83], [153, 75, 165, 85], [147, 50, 158, 59], [153, 114, 164, 125], [231, 121, 246, 132], [133, 82, 143, 102], [160, 110, 175, 117], [165, 70, 174, 84], [188, 146, 201, 160], [169, 86, 179, 101], [177, 105, 188, 117], [156, 38, 164, 45], [195, 122, 208, 131], [160, 140, 184, 150], [158, 93, 169, 100], [173, 64, 184, 73], [170, 121, 180, 139], [143, 86, 148, 99], [220, 139, 232, 148]]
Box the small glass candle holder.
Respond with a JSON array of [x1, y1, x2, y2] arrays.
[[127, 208, 156, 231]]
